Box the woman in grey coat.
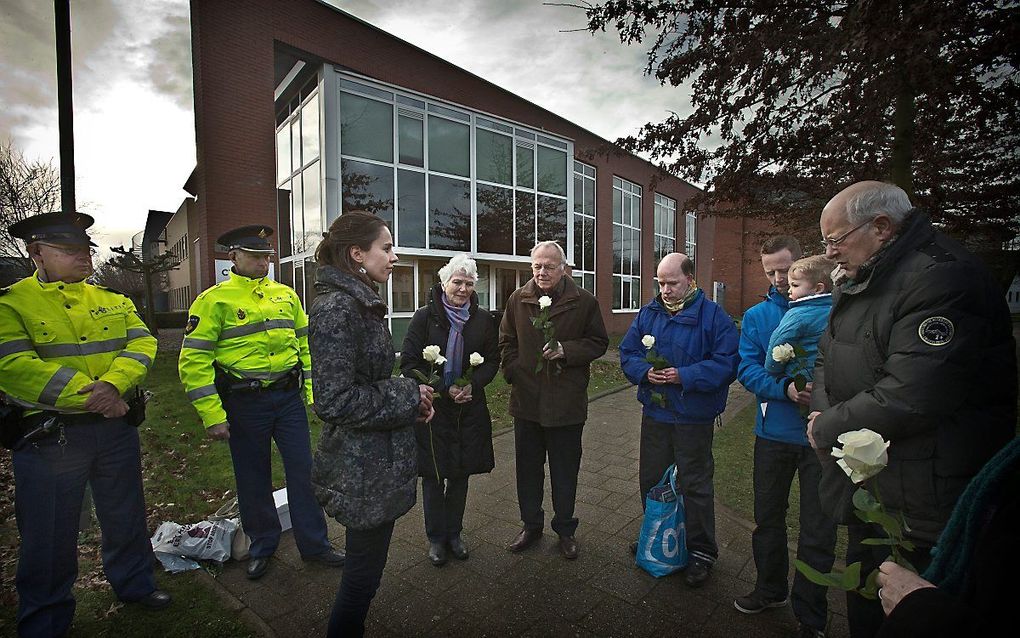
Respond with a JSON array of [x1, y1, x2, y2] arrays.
[[308, 211, 434, 638]]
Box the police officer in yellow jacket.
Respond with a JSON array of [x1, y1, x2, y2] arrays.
[[0, 212, 170, 637], [178, 225, 343, 580]]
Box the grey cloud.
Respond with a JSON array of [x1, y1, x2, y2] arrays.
[[0, 0, 125, 142], [126, 4, 193, 108]]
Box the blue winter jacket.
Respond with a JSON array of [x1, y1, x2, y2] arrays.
[[764, 293, 832, 380], [619, 290, 739, 424], [737, 287, 809, 446]]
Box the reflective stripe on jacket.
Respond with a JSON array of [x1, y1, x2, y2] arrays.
[[0, 272, 155, 414], [178, 269, 312, 427]]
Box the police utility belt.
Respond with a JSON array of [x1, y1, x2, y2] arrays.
[[213, 363, 302, 398], [0, 386, 148, 451]]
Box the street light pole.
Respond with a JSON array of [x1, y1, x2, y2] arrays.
[[54, 0, 76, 214]]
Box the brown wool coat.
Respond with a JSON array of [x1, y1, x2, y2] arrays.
[[499, 277, 608, 427]]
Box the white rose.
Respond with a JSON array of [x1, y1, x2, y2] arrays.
[[831, 428, 890, 484], [538, 295, 552, 309], [469, 352, 484, 367], [771, 343, 796, 363], [422, 345, 441, 363], [641, 335, 656, 349], [434, 355, 447, 366]]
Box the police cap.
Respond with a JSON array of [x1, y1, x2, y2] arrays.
[[217, 225, 275, 254], [9, 211, 97, 247]]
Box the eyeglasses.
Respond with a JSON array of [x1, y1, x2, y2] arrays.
[[40, 243, 96, 257], [820, 220, 870, 250], [531, 263, 562, 273]]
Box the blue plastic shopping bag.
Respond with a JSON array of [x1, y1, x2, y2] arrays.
[[635, 464, 688, 577]]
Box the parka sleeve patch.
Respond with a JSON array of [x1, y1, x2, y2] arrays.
[[918, 316, 954, 346]]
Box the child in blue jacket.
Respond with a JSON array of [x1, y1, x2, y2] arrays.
[[765, 255, 834, 381]]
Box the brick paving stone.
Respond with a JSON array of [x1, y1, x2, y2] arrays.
[[203, 381, 849, 637]]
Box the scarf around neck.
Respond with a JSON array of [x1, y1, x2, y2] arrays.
[[662, 281, 700, 315], [441, 292, 470, 386]]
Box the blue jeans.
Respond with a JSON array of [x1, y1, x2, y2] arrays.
[[638, 415, 717, 564], [13, 418, 157, 638], [752, 436, 836, 631], [223, 388, 331, 558], [327, 521, 394, 637]]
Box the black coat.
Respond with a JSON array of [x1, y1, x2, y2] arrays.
[[308, 266, 420, 530], [400, 285, 499, 479], [811, 211, 1017, 541]]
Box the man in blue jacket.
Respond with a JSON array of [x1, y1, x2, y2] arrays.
[[734, 236, 835, 638], [620, 252, 739, 588]]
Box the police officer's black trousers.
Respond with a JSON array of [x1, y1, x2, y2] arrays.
[[13, 418, 157, 638], [222, 387, 331, 559]]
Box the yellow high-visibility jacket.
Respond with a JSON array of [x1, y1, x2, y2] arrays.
[[0, 272, 156, 414], [178, 270, 313, 428]]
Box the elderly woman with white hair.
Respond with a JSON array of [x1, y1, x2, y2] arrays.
[[399, 253, 499, 567]]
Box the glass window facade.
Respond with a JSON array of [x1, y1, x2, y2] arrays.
[[334, 72, 571, 262], [572, 161, 596, 293], [612, 177, 642, 311], [685, 211, 698, 264], [654, 193, 677, 266], [276, 76, 323, 304]]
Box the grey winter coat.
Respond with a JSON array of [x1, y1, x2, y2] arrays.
[[308, 265, 420, 531], [811, 211, 1016, 542], [400, 285, 499, 479]]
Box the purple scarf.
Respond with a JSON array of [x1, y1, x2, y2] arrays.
[[442, 292, 470, 386]]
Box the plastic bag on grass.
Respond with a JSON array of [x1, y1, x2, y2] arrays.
[[150, 518, 237, 563]]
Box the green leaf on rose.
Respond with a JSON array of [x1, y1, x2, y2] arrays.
[[793, 344, 808, 358], [852, 487, 881, 512], [853, 509, 903, 537], [793, 559, 852, 589], [839, 561, 862, 591], [794, 374, 807, 392]]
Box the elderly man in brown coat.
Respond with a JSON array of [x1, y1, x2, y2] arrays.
[[499, 241, 608, 559]]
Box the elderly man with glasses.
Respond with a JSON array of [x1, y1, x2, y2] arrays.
[[0, 212, 171, 636], [499, 241, 608, 559], [807, 181, 1016, 638]]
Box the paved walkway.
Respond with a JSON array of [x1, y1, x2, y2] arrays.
[[200, 383, 850, 637]]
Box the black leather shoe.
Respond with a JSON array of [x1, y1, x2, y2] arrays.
[[247, 556, 270, 580], [559, 535, 579, 560], [303, 549, 346, 567], [428, 541, 448, 567], [507, 528, 543, 552], [130, 589, 172, 610], [448, 535, 469, 560], [684, 560, 711, 588]]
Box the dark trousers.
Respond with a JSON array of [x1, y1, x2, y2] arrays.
[[13, 418, 157, 638], [421, 475, 469, 543], [514, 418, 584, 536], [327, 521, 395, 638], [846, 523, 933, 638], [638, 415, 717, 564], [223, 388, 330, 559], [752, 436, 837, 631]]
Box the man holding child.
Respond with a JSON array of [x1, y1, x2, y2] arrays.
[[735, 237, 837, 638]]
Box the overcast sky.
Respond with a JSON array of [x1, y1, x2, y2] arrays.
[[0, 0, 687, 249]]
